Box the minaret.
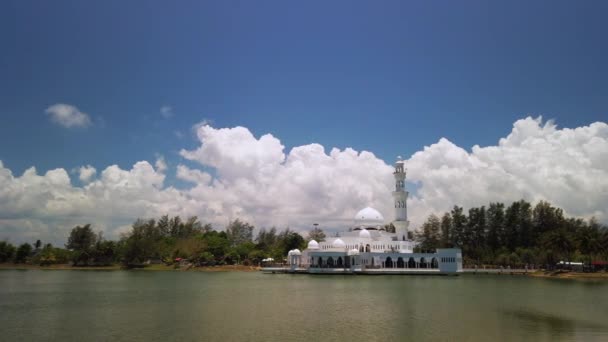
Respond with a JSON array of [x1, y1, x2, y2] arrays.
[[392, 157, 409, 241]]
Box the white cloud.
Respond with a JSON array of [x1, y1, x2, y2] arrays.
[[78, 165, 97, 183], [0, 117, 607, 245], [45, 104, 92, 128], [155, 155, 167, 173], [176, 165, 212, 184], [160, 105, 173, 119], [405, 117, 608, 226]]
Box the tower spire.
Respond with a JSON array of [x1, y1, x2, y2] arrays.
[[392, 157, 409, 241]]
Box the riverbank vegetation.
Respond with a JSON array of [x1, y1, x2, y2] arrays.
[[416, 200, 608, 268], [1, 199, 607, 271], [0, 216, 305, 269]]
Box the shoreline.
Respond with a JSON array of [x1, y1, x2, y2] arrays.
[[528, 270, 608, 280], [0, 263, 260, 272], [2, 264, 606, 279]]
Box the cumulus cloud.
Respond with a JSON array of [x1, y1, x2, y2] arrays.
[[160, 105, 173, 119], [45, 104, 92, 128], [78, 165, 97, 183], [0, 117, 607, 245], [155, 155, 167, 173], [406, 117, 608, 225]]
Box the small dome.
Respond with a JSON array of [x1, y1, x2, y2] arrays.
[[287, 250, 294, 256], [347, 249, 360, 256], [291, 249, 301, 256], [332, 238, 346, 249], [354, 207, 384, 226], [307, 240, 319, 249], [359, 229, 371, 239]]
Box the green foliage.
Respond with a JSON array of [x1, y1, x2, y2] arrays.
[[276, 228, 305, 257], [307, 227, 326, 242], [0, 241, 16, 262], [14, 243, 32, 263], [416, 214, 440, 252], [226, 219, 254, 246], [417, 200, 608, 267], [66, 224, 97, 266]]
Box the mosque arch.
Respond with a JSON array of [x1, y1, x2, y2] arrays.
[[317, 257, 323, 268], [327, 257, 334, 268], [359, 245, 364, 253], [431, 257, 438, 269], [408, 257, 416, 268], [385, 257, 393, 268], [337, 257, 344, 268], [397, 257, 405, 268], [365, 244, 371, 253], [420, 257, 428, 269]]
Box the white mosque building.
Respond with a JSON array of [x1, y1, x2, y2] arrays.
[[278, 158, 463, 275]]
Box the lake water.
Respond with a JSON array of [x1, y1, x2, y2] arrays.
[[1, 270, 607, 341]]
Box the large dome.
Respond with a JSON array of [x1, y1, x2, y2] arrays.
[[354, 207, 384, 226]]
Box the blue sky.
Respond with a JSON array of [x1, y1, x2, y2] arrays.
[[1, 0, 607, 177], [2, 1, 608, 244]]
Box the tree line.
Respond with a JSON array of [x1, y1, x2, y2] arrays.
[[0, 216, 308, 267], [416, 200, 608, 267]]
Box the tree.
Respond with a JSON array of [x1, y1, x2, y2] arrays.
[[577, 218, 602, 261], [14, 243, 32, 263], [450, 206, 467, 248], [384, 223, 396, 233], [307, 226, 326, 242], [467, 206, 486, 254], [226, 219, 254, 247], [37, 244, 57, 266], [276, 229, 305, 258], [0, 241, 16, 263], [486, 202, 505, 251], [255, 227, 277, 252], [204, 231, 230, 261], [417, 214, 441, 252], [440, 213, 452, 248], [121, 219, 160, 265], [541, 228, 574, 265], [66, 224, 97, 266]]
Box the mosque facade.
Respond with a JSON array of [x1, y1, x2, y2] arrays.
[[282, 158, 463, 275]]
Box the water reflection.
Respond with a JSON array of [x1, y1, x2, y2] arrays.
[[502, 308, 608, 339]]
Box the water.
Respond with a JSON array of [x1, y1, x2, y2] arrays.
[[1, 270, 607, 341]]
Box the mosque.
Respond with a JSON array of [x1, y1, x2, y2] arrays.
[[277, 158, 463, 275]]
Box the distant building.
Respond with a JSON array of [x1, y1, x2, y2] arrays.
[[284, 158, 463, 275]]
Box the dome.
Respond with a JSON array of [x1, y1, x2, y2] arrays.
[[287, 249, 294, 256], [332, 238, 346, 249], [347, 249, 359, 256], [358, 229, 371, 239], [307, 240, 319, 249], [354, 207, 384, 226], [291, 249, 301, 256]]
